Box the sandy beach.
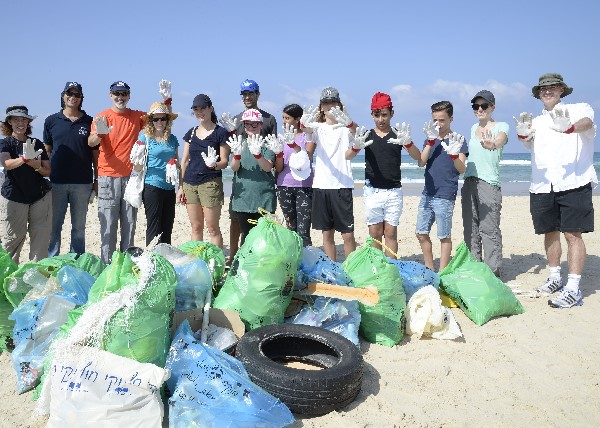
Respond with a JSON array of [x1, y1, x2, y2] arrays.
[[1, 194, 599, 427]]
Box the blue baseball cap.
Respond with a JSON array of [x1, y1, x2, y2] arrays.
[[63, 81, 83, 95], [240, 79, 259, 94], [110, 81, 130, 93]]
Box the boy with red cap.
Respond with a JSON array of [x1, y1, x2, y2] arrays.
[[364, 92, 421, 257]]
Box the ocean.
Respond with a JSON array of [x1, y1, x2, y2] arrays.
[[221, 152, 600, 196]]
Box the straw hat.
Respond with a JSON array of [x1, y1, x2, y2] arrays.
[[141, 102, 178, 121]]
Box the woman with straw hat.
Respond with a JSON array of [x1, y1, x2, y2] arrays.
[[131, 102, 180, 245], [0, 105, 52, 263]]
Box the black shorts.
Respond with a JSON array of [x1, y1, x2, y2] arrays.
[[530, 183, 594, 234], [311, 188, 354, 233]]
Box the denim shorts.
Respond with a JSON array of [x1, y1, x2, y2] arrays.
[[363, 185, 403, 226], [415, 194, 455, 239]]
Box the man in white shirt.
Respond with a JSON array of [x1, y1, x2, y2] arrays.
[[516, 73, 597, 308]]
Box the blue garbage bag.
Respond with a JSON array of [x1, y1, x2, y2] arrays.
[[387, 259, 441, 303]]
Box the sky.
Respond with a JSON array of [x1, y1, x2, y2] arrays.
[[4, 0, 600, 153]]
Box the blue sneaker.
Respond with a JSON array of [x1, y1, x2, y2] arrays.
[[548, 289, 583, 308], [536, 278, 563, 296]]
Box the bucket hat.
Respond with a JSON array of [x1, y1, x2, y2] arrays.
[[532, 73, 573, 99]]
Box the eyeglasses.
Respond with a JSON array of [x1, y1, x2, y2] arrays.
[[151, 117, 168, 123], [241, 92, 257, 98], [472, 103, 490, 111], [539, 85, 561, 93], [112, 91, 130, 97], [244, 122, 261, 128], [65, 91, 82, 98]]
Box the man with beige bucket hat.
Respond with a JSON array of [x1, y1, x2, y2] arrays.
[[515, 73, 597, 308]]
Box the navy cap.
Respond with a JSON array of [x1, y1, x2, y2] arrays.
[[63, 81, 83, 95], [240, 79, 259, 93], [191, 94, 212, 108], [471, 90, 495, 105], [110, 81, 130, 93]]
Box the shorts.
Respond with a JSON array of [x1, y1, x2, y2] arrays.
[[183, 177, 224, 207], [415, 194, 455, 239], [530, 183, 594, 234], [312, 188, 354, 233], [363, 185, 403, 226]]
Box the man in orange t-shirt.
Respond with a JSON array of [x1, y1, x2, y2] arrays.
[[89, 81, 145, 263]]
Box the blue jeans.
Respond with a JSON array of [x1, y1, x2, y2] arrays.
[[48, 183, 92, 257], [415, 194, 455, 239]]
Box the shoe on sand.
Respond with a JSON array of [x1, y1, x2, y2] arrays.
[[536, 278, 563, 296], [548, 289, 582, 308]]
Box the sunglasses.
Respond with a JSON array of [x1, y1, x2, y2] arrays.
[[112, 91, 130, 97], [472, 103, 490, 111], [244, 122, 261, 128], [241, 92, 257, 98], [151, 117, 168, 123], [65, 91, 82, 98]]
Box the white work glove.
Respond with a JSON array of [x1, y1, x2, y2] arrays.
[[389, 122, 413, 146], [201, 146, 218, 168], [158, 79, 172, 99], [440, 132, 464, 159], [549, 107, 574, 133], [166, 158, 179, 188], [219, 112, 238, 133], [227, 134, 244, 158], [248, 134, 264, 159], [94, 116, 112, 135], [265, 134, 283, 156], [328, 106, 354, 129], [22, 138, 43, 160], [423, 120, 440, 143], [281, 123, 297, 148], [513, 112, 535, 139], [300, 105, 319, 129], [130, 140, 146, 166], [351, 126, 373, 151]]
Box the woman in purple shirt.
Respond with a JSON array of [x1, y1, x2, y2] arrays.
[[275, 104, 314, 246]]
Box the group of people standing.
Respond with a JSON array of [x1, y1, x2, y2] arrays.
[[0, 73, 595, 310]]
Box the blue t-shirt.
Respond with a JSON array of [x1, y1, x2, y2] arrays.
[[140, 133, 179, 190], [0, 136, 51, 204], [182, 125, 229, 185], [421, 136, 467, 200], [43, 110, 96, 184]]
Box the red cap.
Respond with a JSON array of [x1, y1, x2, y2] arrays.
[[371, 92, 392, 110]]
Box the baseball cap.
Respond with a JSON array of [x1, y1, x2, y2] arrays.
[[470, 90, 495, 105], [371, 92, 392, 110], [289, 150, 311, 181], [320, 87, 340, 103], [240, 79, 259, 93], [242, 109, 263, 122], [63, 81, 83, 94], [110, 81, 130, 93], [191, 94, 212, 108]]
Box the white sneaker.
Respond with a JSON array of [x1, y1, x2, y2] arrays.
[[536, 277, 563, 296], [548, 289, 583, 308]]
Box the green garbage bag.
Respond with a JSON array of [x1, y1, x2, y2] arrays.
[[213, 217, 302, 330], [0, 247, 18, 351], [439, 242, 525, 326], [343, 238, 406, 347], [72, 253, 106, 278], [178, 240, 226, 283]]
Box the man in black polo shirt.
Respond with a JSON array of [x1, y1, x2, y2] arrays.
[[43, 82, 96, 256]]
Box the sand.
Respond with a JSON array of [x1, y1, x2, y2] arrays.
[[1, 194, 599, 427]]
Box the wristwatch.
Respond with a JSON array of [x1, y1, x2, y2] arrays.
[[35, 167, 41, 172]]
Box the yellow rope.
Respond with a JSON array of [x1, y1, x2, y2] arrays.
[[371, 237, 399, 259]]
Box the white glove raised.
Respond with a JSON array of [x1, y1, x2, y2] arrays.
[[351, 126, 373, 151], [441, 132, 464, 159], [22, 138, 43, 160], [219, 112, 238, 133], [300, 105, 319, 129], [227, 134, 244, 157], [281, 123, 297, 148], [389, 122, 413, 146], [94, 116, 113, 135], [328, 106, 354, 129], [201, 146, 218, 168], [166, 158, 179, 188], [513, 112, 535, 139], [130, 140, 146, 166], [423, 120, 440, 141], [265, 134, 283, 156], [158, 79, 172, 99], [248, 134, 264, 159], [549, 107, 574, 133]]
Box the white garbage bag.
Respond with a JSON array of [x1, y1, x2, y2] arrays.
[[406, 285, 462, 340]]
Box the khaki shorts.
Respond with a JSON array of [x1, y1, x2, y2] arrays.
[[183, 177, 224, 207]]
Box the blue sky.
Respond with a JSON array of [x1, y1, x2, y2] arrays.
[[4, 1, 599, 153]]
